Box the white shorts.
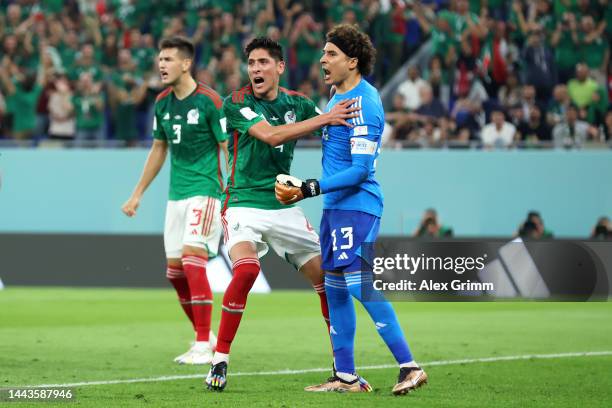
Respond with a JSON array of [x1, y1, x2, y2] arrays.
[[164, 196, 222, 259], [221, 206, 320, 270]]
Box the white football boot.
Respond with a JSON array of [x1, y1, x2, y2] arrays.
[[174, 330, 217, 364]]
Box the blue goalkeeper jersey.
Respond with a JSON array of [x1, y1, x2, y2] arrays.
[[321, 78, 383, 217]]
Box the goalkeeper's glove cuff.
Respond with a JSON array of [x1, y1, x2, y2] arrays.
[[301, 179, 321, 198]]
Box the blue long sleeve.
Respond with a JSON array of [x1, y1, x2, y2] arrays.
[[319, 154, 373, 194]]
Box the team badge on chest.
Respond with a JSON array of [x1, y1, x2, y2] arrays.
[[187, 109, 199, 124], [284, 110, 296, 124]]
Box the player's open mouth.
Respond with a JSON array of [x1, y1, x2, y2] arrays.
[[253, 77, 264, 86], [322, 68, 331, 80], [160, 71, 168, 80]]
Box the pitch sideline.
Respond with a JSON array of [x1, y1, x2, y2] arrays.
[[12, 351, 612, 389]]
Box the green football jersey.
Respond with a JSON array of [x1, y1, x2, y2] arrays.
[[222, 84, 320, 210], [153, 82, 227, 201]]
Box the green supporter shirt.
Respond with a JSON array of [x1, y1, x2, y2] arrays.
[[440, 10, 480, 41], [580, 34, 608, 70], [555, 30, 580, 70], [73, 94, 104, 130], [6, 82, 42, 133], [567, 77, 598, 108], [153, 83, 228, 201], [430, 27, 456, 58], [221, 84, 321, 211]]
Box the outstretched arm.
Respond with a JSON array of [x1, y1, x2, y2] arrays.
[[247, 98, 359, 146]]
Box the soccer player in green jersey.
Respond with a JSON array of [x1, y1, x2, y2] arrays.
[[122, 36, 228, 365], [205, 37, 362, 392]]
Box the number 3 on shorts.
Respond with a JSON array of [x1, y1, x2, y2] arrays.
[[331, 227, 353, 251]]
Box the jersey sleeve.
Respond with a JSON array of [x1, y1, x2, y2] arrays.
[[203, 97, 228, 143], [221, 96, 265, 135], [152, 102, 166, 141]]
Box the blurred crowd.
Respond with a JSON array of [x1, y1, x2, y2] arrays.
[[412, 208, 611, 239], [386, 0, 612, 148], [0, 0, 611, 148], [0, 0, 420, 146]]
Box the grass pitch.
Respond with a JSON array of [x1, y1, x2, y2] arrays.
[[1, 288, 611, 407]]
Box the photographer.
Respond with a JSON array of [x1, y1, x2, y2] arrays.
[[591, 217, 611, 240], [413, 208, 453, 238]]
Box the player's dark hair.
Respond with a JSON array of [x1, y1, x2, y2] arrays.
[[326, 24, 376, 76], [158, 36, 195, 60], [245, 37, 284, 61]]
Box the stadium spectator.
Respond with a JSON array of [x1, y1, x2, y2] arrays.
[[453, 36, 479, 100], [568, 64, 599, 109], [100, 33, 120, 72], [482, 20, 511, 96], [413, 1, 456, 63], [409, 117, 447, 148], [442, 0, 487, 41], [508, 102, 525, 128], [289, 13, 323, 87], [73, 72, 104, 146], [423, 55, 451, 107], [415, 84, 447, 121], [413, 208, 453, 238], [584, 84, 609, 128], [69, 43, 103, 83], [385, 93, 412, 143], [519, 85, 540, 122], [517, 106, 551, 144], [59, 30, 81, 73], [550, 12, 581, 84], [107, 49, 147, 146], [387, 0, 409, 75], [552, 104, 595, 147], [47, 74, 75, 141], [546, 84, 571, 127], [0, 47, 48, 140], [397, 66, 428, 111], [451, 96, 484, 141], [521, 26, 556, 103], [0, 0, 610, 147], [578, 15, 609, 86], [480, 109, 517, 148], [498, 72, 522, 111]]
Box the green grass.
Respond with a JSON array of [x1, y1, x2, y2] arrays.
[[1, 288, 611, 407]]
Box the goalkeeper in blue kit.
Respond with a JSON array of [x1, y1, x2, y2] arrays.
[[275, 24, 428, 395]]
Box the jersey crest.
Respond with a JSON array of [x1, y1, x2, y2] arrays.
[[187, 108, 199, 125]]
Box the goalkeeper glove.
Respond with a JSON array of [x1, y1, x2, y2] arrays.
[[275, 174, 320, 205]]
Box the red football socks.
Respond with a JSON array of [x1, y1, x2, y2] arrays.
[[182, 255, 212, 342], [215, 257, 260, 354], [166, 264, 195, 329]]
